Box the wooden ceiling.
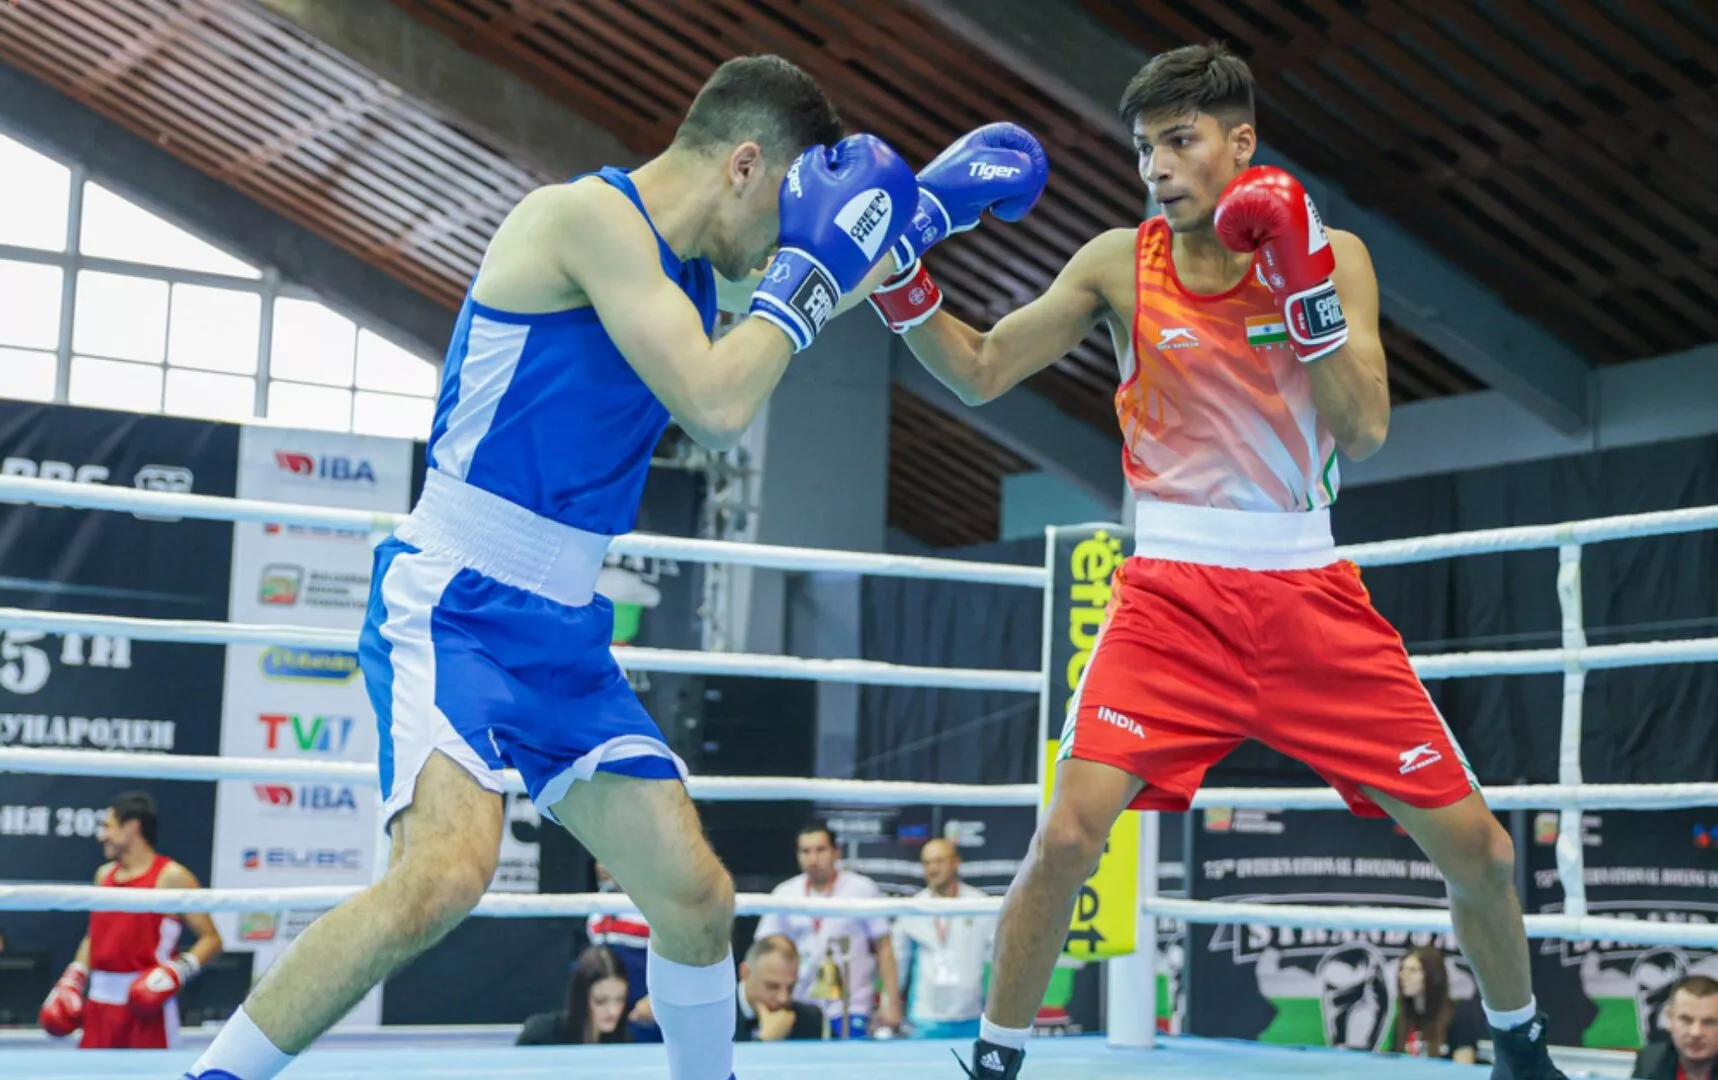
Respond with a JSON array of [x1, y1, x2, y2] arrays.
[[5, 1, 1689, 548], [1079, 0, 1718, 364]]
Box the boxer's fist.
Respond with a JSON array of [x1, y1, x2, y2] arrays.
[[1214, 166, 1349, 363], [127, 954, 199, 1017], [39, 962, 87, 1037], [891, 123, 1049, 269], [751, 134, 918, 352]]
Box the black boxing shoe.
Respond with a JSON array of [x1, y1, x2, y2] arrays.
[[1489, 1014, 1567, 1080], [954, 1039, 1024, 1079]]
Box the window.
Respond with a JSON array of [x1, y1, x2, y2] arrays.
[[72, 271, 168, 363], [0, 129, 440, 434], [0, 133, 70, 252], [79, 182, 261, 279], [168, 284, 260, 374], [0, 261, 63, 350], [70, 356, 164, 412], [0, 348, 57, 402]]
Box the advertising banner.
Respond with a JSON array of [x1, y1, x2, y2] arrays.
[[1187, 808, 1475, 1050], [0, 403, 235, 967], [1527, 809, 1718, 1050], [208, 426, 412, 1024], [1043, 524, 1138, 962]]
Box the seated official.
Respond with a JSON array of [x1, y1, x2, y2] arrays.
[[517, 946, 630, 1046], [1388, 947, 1482, 1064], [736, 935, 825, 1042], [1634, 975, 1717, 1080]]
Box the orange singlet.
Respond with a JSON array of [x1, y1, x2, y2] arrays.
[[1055, 217, 1479, 818]]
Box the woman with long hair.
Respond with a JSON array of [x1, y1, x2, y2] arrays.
[[1390, 946, 1481, 1064], [517, 945, 632, 1046]]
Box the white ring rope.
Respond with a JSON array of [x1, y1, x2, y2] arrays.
[[0, 476, 1044, 587], [5, 748, 1717, 812], [0, 607, 1042, 692], [8, 475, 1718, 966], [4, 886, 1715, 949], [1142, 898, 1718, 949], [0, 885, 1005, 919], [5, 605, 1714, 686], [0, 748, 1042, 807]]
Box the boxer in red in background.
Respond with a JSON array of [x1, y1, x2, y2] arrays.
[[40, 790, 223, 1048]]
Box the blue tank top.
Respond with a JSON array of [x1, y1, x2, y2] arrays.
[[425, 167, 718, 536]]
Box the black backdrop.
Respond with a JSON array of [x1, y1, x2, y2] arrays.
[[860, 433, 1718, 791]]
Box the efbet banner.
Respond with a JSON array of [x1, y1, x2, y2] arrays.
[[1042, 523, 1138, 961]]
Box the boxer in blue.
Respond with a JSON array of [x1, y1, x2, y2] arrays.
[[184, 55, 1047, 1080]]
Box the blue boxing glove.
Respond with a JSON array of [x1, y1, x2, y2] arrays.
[[751, 134, 918, 352], [889, 122, 1049, 270]]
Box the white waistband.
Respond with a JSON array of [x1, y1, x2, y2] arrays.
[[396, 470, 612, 608], [1132, 500, 1336, 571], [88, 969, 140, 1005]]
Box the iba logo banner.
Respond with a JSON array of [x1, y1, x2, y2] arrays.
[[252, 783, 359, 814], [273, 451, 377, 484]]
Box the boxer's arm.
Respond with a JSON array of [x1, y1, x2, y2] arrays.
[[1306, 230, 1389, 460], [520, 183, 794, 450], [902, 230, 1124, 405], [73, 934, 90, 968], [160, 862, 223, 967]]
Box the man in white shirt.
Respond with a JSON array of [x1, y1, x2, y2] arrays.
[[892, 838, 995, 1040], [754, 821, 903, 1038]]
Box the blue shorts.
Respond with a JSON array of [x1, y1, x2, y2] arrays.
[[358, 537, 685, 824]]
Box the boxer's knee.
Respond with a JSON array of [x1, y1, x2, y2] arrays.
[[385, 848, 491, 946], [1034, 806, 1109, 885]]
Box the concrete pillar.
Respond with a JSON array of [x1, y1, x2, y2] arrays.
[[737, 311, 894, 778]]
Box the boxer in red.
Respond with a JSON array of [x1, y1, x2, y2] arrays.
[[870, 41, 1568, 1080], [39, 790, 223, 1048]]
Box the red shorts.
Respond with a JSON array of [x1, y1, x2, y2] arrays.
[[1060, 557, 1479, 816], [81, 997, 176, 1049]]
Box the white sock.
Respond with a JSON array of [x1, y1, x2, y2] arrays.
[[648, 944, 736, 1080], [1484, 996, 1539, 1031], [185, 1006, 294, 1079], [980, 1014, 1031, 1050]]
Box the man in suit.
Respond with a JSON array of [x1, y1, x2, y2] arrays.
[[735, 935, 824, 1042], [1634, 975, 1717, 1080]]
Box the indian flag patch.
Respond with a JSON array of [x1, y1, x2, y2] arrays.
[[1247, 314, 1288, 348]]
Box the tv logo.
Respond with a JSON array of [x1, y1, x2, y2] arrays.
[[274, 451, 376, 484], [257, 714, 354, 754], [261, 646, 359, 683], [241, 846, 363, 872], [252, 783, 359, 813]]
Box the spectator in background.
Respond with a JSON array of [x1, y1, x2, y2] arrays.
[[1388, 946, 1481, 1064], [1634, 975, 1718, 1080], [891, 839, 994, 1040], [517, 945, 631, 1047], [584, 861, 658, 1042], [755, 821, 902, 1038], [734, 935, 824, 1042]]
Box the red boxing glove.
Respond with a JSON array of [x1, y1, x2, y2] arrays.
[[1214, 165, 1349, 363], [39, 962, 87, 1037], [127, 954, 199, 1017], [868, 258, 943, 333]]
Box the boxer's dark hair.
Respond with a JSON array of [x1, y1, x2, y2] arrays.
[[1119, 42, 1255, 132], [674, 54, 844, 163], [797, 819, 836, 847], [110, 790, 158, 847]]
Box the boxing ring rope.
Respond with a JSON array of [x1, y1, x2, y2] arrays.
[[3, 476, 1718, 1052]]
